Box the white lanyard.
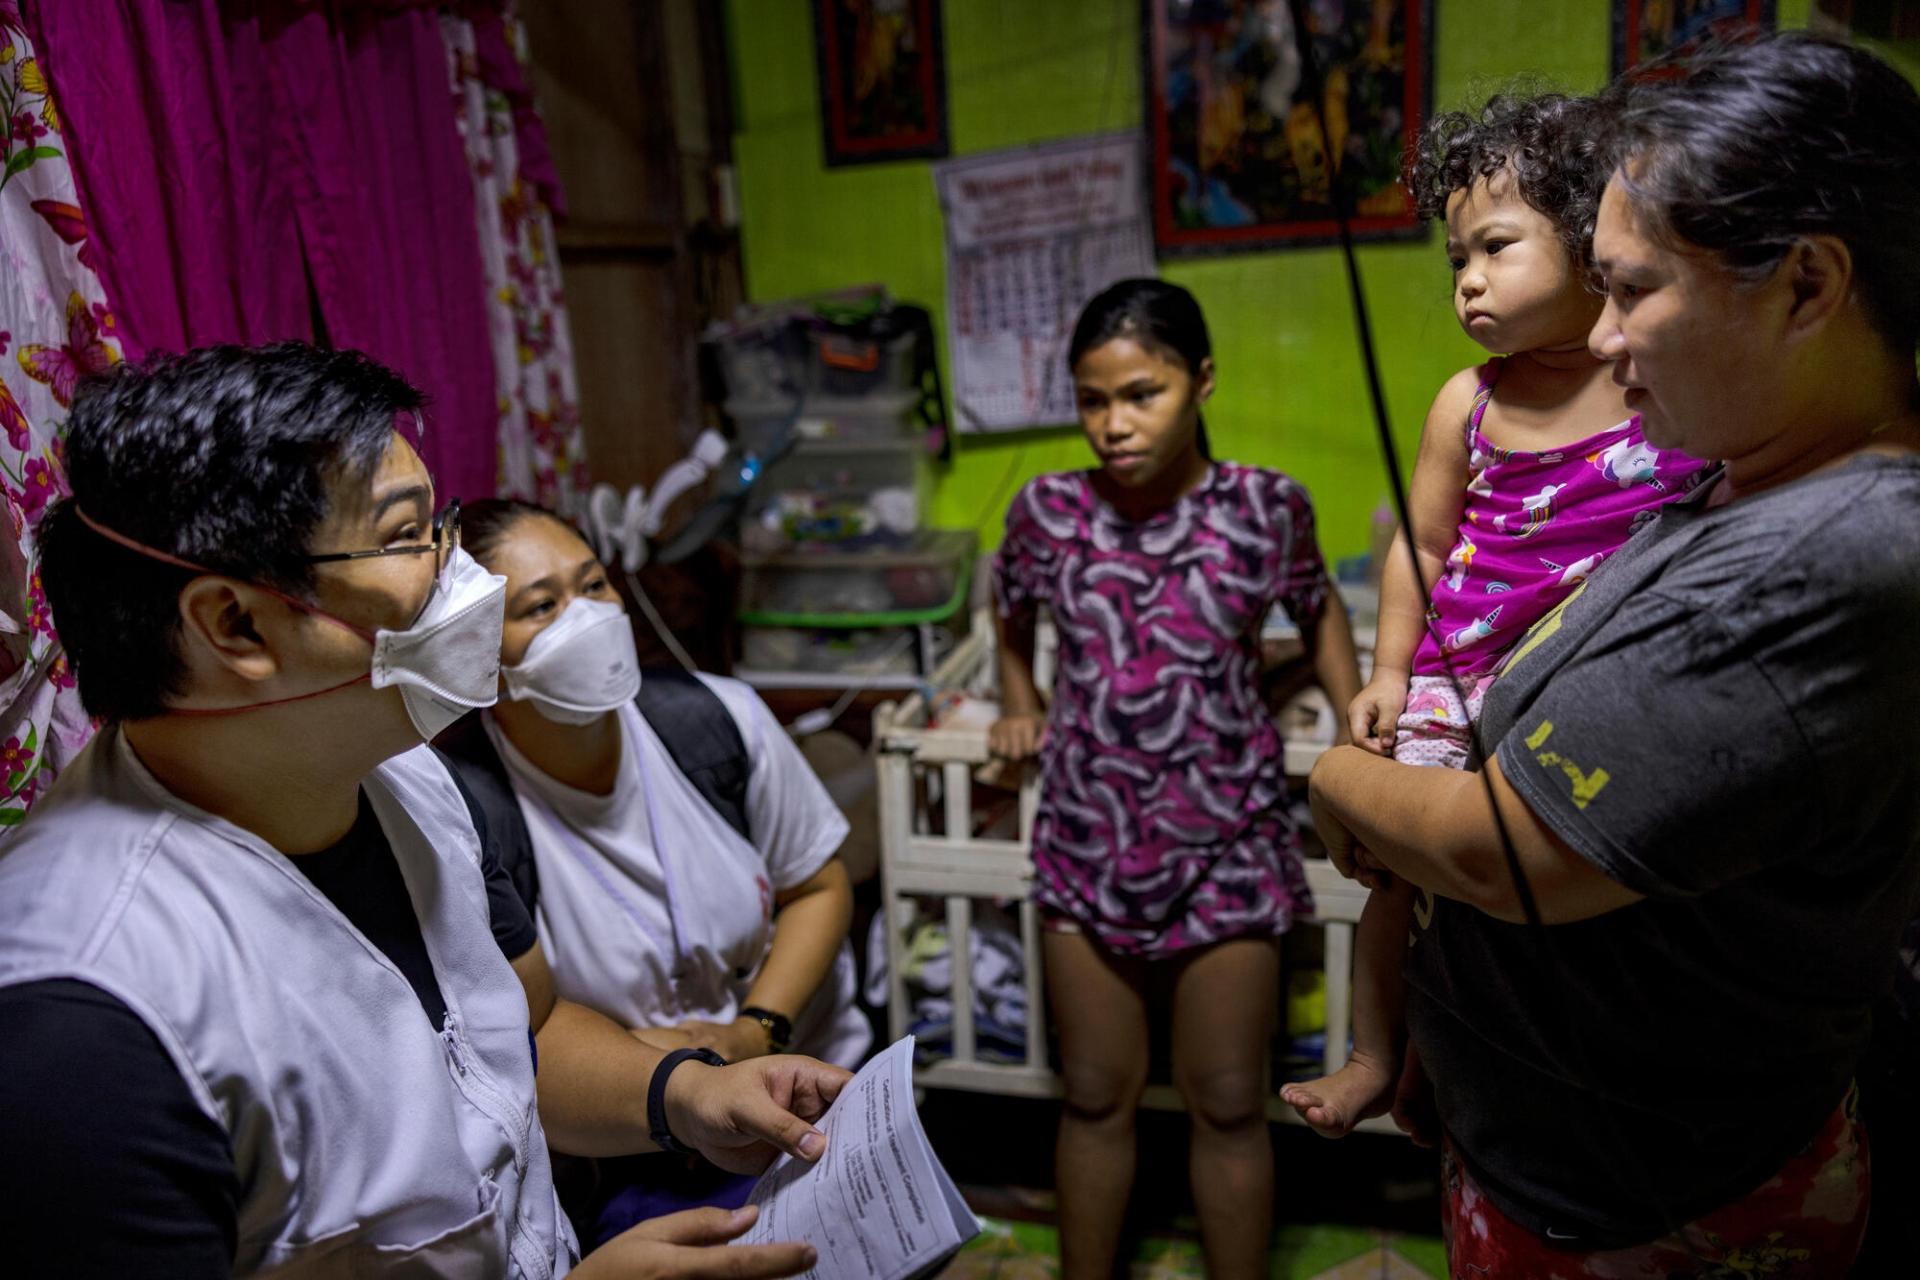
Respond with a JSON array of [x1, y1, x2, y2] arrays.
[[523, 740, 692, 988]]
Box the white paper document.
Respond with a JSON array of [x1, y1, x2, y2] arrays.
[[737, 1036, 979, 1279]]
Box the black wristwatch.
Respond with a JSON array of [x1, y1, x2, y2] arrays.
[[647, 1046, 726, 1156], [739, 1006, 793, 1054]]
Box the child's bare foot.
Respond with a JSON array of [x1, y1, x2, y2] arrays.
[[1280, 1051, 1397, 1139]]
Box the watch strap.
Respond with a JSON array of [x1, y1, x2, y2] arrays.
[[739, 1005, 793, 1053], [647, 1046, 726, 1156]]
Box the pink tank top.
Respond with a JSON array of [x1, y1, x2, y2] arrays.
[[1411, 358, 1710, 678]]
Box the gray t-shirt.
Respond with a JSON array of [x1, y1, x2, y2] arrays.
[[1405, 453, 1920, 1247]]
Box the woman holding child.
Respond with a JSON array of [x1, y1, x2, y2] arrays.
[[1308, 32, 1920, 1277]]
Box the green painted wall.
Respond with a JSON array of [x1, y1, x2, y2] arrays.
[[727, 0, 1828, 559]]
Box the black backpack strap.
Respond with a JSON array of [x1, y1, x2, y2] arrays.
[[431, 672, 753, 909], [432, 714, 540, 918], [634, 668, 752, 844]]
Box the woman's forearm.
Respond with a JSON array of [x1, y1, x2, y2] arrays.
[[1308, 746, 1642, 924], [1310, 745, 1505, 903], [534, 997, 665, 1155], [740, 858, 854, 1028], [1309, 589, 1364, 742], [995, 611, 1043, 716]]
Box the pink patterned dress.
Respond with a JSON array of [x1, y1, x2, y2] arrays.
[[1394, 359, 1710, 768], [993, 464, 1328, 958]]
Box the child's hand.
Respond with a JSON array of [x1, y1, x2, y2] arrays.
[[1347, 672, 1410, 756], [988, 713, 1046, 761]]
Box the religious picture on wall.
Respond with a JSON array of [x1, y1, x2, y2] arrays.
[[1146, 0, 1432, 253], [1612, 0, 1776, 76], [813, 0, 950, 167]]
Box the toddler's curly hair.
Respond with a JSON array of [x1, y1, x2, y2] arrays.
[[1407, 92, 1604, 266]]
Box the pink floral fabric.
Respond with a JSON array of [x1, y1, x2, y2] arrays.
[[1442, 1087, 1870, 1277], [29, 0, 501, 503], [0, 6, 119, 828], [1392, 673, 1497, 770], [443, 3, 588, 512]]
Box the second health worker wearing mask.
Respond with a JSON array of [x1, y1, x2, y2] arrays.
[[439, 498, 870, 1246]]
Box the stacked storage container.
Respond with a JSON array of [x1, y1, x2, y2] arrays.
[[707, 297, 971, 689]]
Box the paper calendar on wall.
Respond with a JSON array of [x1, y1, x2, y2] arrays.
[[934, 133, 1156, 433]]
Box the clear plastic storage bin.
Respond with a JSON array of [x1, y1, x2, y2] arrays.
[[739, 613, 969, 681], [708, 315, 807, 402], [743, 436, 932, 550], [737, 529, 975, 624]]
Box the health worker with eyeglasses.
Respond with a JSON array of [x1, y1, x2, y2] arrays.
[[0, 344, 847, 1279]]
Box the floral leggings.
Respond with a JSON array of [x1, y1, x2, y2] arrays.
[[1393, 674, 1498, 770], [1442, 1087, 1870, 1278]]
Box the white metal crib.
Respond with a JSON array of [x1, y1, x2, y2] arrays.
[[870, 609, 1393, 1135]]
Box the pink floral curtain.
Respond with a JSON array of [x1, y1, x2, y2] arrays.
[[0, 0, 591, 828], [442, 1, 588, 511], [27, 0, 501, 503], [0, 5, 123, 825]]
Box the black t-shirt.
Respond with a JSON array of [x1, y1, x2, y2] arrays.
[[0, 789, 538, 1276], [1406, 456, 1920, 1246], [288, 791, 541, 1027]]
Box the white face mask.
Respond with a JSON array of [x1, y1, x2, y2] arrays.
[[74, 505, 506, 739], [501, 595, 641, 725], [370, 546, 509, 740]]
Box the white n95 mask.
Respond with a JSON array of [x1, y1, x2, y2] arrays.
[[370, 546, 509, 740], [73, 506, 505, 740], [501, 596, 641, 725]]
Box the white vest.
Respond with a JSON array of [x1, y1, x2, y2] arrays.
[[488, 699, 871, 1069], [0, 733, 577, 1277]]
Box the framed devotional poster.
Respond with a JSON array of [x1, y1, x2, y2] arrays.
[[1612, 0, 1776, 76], [1146, 0, 1432, 253], [812, 0, 950, 168]]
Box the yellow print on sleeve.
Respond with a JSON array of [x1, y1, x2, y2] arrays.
[[1523, 720, 1610, 810]]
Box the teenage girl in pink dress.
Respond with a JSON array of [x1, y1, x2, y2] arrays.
[[992, 279, 1363, 1278]]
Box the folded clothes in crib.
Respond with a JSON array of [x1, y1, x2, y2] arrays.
[[903, 1012, 1028, 1066], [866, 904, 1030, 1058]]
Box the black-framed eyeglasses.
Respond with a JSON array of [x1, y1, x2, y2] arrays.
[[303, 498, 462, 617]]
